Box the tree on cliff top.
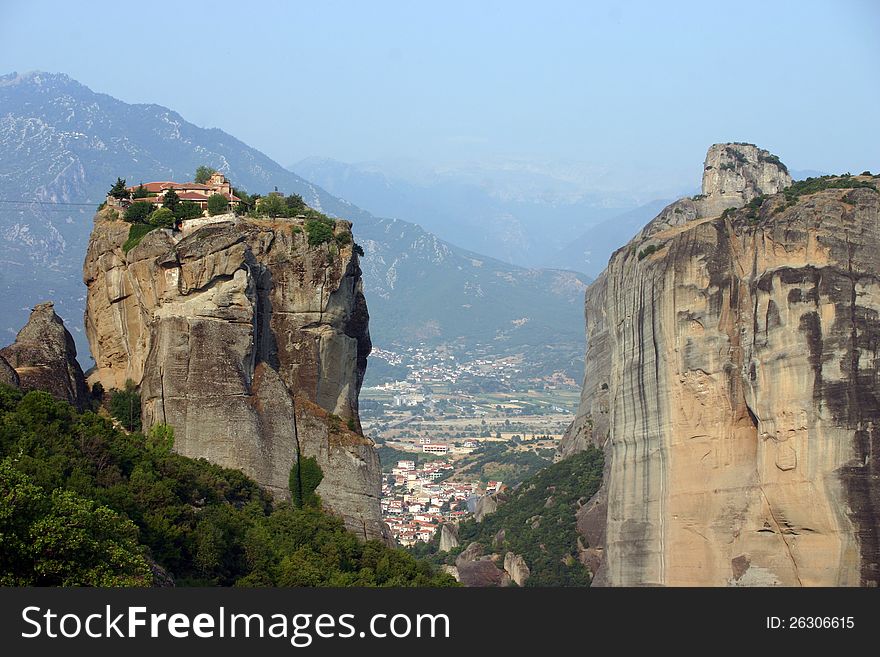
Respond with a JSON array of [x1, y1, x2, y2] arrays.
[[162, 188, 181, 213], [207, 193, 229, 216], [194, 166, 217, 184], [256, 193, 287, 218], [108, 177, 128, 200]]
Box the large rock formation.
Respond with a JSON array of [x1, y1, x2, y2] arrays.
[[0, 302, 89, 409], [561, 144, 880, 586], [83, 211, 388, 542]]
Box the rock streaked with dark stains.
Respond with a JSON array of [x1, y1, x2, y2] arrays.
[[83, 211, 386, 542], [561, 145, 880, 586], [0, 302, 89, 409]]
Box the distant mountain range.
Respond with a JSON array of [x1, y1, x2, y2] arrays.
[[292, 156, 683, 274], [0, 72, 590, 380]]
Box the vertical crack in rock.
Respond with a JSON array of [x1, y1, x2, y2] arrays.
[[759, 485, 803, 586]]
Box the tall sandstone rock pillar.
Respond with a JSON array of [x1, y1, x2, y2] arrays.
[[83, 211, 388, 543], [561, 144, 880, 586]]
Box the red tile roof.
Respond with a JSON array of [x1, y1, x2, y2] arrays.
[[125, 179, 240, 203], [177, 192, 209, 201]]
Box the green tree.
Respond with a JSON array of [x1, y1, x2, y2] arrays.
[[131, 184, 151, 199], [175, 200, 204, 220], [0, 386, 458, 588], [109, 380, 141, 432], [194, 166, 218, 184], [0, 460, 152, 586], [305, 217, 335, 246], [232, 188, 253, 214], [124, 201, 155, 223], [284, 194, 306, 214], [148, 206, 175, 228], [256, 194, 287, 218], [290, 456, 324, 508], [162, 188, 181, 213], [207, 193, 229, 216], [108, 177, 128, 200]]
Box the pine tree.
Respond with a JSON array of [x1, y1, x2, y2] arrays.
[[108, 177, 128, 200], [162, 187, 181, 213]]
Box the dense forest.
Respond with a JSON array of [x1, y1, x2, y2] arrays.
[[0, 385, 456, 587], [411, 447, 603, 586]]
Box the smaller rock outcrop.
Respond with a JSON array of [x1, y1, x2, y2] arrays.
[[474, 494, 498, 522], [455, 542, 510, 587], [0, 354, 19, 388], [700, 142, 791, 216], [503, 552, 531, 587], [439, 523, 460, 552], [0, 302, 89, 409]]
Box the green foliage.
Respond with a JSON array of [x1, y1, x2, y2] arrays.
[[758, 151, 788, 174], [637, 242, 664, 260], [256, 194, 287, 218], [305, 217, 336, 246], [454, 442, 551, 486], [108, 177, 129, 200], [122, 223, 155, 253], [175, 200, 203, 220], [232, 187, 256, 214], [783, 175, 877, 203], [743, 195, 766, 223], [131, 184, 151, 199], [162, 188, 181, 213], [233, 188, 255, 214], [770, 175, 879, 215], [419, 447, 604, 586], [194, 166, 217, 184], [284, 193, 306, 214], [147, 424, 175, 454], [207, 193, 229, 216], [124, 200, 155, 223], [730, 149, 748, 165], [0, 386, 456, 587], [148, 206, 175, 228], [377, 445, 442, 472], [109, 380, 141, 432], [0, 459, 152, 586], [289, 456, 324, 509]]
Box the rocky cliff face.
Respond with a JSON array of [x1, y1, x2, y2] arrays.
[[0, 355, 19, 388], [83, 211, 388, 542], [561, 144, 880, 586], [0, 301, 89, 409]]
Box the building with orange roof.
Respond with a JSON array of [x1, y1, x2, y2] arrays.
[[108, 172, 241, 213]]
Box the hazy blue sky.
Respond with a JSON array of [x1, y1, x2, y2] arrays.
[[2, 0, 878, 182]]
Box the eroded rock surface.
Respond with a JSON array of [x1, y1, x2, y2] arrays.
[[561, 144, 880, 586], [0, 302, 88, 409], [83, 211, 386, 541]]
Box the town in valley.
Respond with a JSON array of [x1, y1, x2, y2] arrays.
[[361, 343, 580, 546]]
